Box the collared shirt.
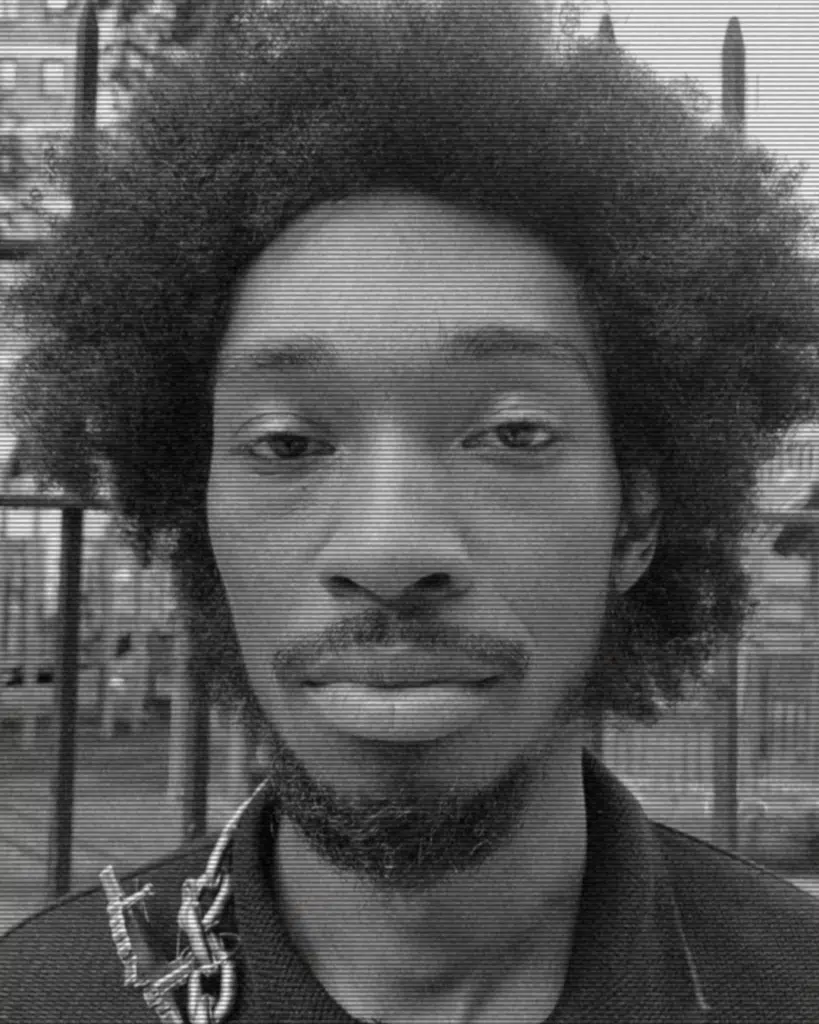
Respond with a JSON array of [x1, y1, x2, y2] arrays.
[[2, 748, 818, 1022]]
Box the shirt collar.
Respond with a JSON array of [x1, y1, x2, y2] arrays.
[[230, 748, 711, 1023], [547, 749, 711, 1023]]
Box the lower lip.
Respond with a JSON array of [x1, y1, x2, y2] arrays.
[[302, 679, 499, 744]]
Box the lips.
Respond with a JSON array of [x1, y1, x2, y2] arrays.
[[301, 645, 501, 690]]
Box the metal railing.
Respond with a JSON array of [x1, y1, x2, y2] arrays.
[[600, 508, 819, 855], [0, 493, 211, 898], [0, 496, 102, 895]]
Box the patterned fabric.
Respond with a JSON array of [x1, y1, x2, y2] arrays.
[[2, 749, 818, 1023]]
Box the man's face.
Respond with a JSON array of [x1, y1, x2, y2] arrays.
[[208, 190, 623, 885]]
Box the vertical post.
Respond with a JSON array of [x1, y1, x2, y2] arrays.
[[44, 0, 100, 900], [46, 507, 83, 897], [20, 540, 28, 687], [721, 17, 746, 132], [166, 626, 189, 803], [129, 564, 146, 731], [95, 526, 111, 717], [183, 664, 210, 842], [597, 12, 616, 47], [0, 503, 7, 683], [19, 539, 36, 749], [166, 626, 210, 842], [711, 17, 746, 852], [712, 642, 740, 850], [808, 540, 819, 775], [31, 509, 45, 682], [73, 1, 98, 169]]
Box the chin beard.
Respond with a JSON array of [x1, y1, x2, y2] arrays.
[[236, 678, 584, 893], [256, 721, 538, 892]]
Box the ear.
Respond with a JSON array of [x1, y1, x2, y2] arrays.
[[612, 466, 661, 595]]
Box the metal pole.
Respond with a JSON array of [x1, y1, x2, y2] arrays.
[[721, 16, 746, 132], [166, 624, 210, 842], [73, 0, 98, 182], [711, 17, 746, 852], [809, 542, 819, 775], [712, 641, 740, 850], [46, 507, 84, 897], [597, 12, 616, 47], [43, 0, 99, 900], [183, 663, 210, 842], [166, 626, 189, 804]]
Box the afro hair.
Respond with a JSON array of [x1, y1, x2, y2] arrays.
[[8, 0, 819, 723]]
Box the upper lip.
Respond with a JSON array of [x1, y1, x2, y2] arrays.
[[301, 646, 501, 689]]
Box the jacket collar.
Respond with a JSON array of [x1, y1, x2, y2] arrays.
[[230, 748, 712, 1023]]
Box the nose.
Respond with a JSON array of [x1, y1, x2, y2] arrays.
[[315, 457, 473, 610]]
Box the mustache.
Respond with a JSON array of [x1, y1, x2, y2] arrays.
[[270, 607, 530, 684]]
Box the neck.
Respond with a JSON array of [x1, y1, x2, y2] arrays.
[[274, 734, 588, 1024]]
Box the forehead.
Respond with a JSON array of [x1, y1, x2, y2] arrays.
[[219, 190, 598, 381]]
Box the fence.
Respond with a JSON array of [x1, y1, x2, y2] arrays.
[[600, 509, 819, 861], [0, 492, 212, 899]]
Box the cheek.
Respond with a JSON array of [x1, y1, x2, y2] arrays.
[[494, 517, 616, 624], [206, 475, 302, 670], [486, 467, 620, 656]]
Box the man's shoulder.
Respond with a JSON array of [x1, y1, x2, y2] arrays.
[[655, 821, 819, 1019], [0, 835, 216, 1024]]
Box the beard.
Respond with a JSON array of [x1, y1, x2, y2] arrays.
[[233, 672, 584, 893]]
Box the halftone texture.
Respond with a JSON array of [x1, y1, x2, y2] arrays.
[[8, 0, 819, 721]]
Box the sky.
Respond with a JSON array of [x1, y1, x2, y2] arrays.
[[573, 1, 819, 209]]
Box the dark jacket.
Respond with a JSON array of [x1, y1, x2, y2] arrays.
[[2, 749, 818, 1023]]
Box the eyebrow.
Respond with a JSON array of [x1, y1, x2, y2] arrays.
[[217, 326, 596, 382]]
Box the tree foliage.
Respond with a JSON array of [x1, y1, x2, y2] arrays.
[[87, 0, 595, 93], [61, 0, 211, 96], [99, 0, 210, 87]]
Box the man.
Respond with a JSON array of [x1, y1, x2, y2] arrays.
[[2, 1, 819, 1021]]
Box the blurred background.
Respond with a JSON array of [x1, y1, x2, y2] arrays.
[[1, 0, 818, 936]]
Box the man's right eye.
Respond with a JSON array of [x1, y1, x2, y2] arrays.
[[246, 432, 334, 462]]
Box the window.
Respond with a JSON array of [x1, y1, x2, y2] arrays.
[[0, 0, 20, 19], [40, 59, 66, 96], [0, 135, 24, 186], [0, 59, 17, 93]]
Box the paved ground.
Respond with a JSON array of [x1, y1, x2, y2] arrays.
[[2, 719, 818, 937], [0, 715, 244, 936], [789, 876, 819, 900]]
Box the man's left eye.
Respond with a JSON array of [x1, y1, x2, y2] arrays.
[[247, 432, 332, 461], [465, 419, 558, 452]]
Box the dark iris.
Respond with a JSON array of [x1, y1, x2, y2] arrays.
[[268, 433, 311, 459], [495, 421, 542, 449]]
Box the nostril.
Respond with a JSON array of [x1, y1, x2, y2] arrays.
[[327, 576, 358, 596], [418, 573, 451, 591]]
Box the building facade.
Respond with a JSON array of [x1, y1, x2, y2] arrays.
[[0, 0, 77, 241]]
